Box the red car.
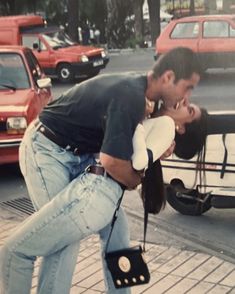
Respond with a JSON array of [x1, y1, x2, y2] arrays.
[[0, 46, 52, 165], [155, 14, 235, 71]]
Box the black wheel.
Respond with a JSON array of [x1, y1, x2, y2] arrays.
[[166, 179, 212, 216], [57, 63, 74, 83]]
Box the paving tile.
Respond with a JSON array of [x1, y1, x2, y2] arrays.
[[220, 269, 235, 287], [204, 261, 235, 283], [92, 280, 105, 292], [131, 271, 166, 294], [187, 256, 224, 280], [187, 281, 215, 294], [72, 259, 102, 286], [30, 287, 37, 294], [142, 273, 182, 294], [171, 253, 211, 277], [148, 247, 181, 272], [207, 284, 232, 294], [158, 250, 196, 274], [70, 286, 87, 293], [165, 277, 198, 293], [78, 268, 103, 288]]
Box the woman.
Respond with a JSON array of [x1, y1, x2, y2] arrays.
[[132, 101, 207, 214], [0, 102, 205, 294]]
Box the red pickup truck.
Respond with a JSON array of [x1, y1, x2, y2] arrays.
[[0, 15, 109, 83]]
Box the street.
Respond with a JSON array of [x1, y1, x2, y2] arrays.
[[1, 49, 235, 264]]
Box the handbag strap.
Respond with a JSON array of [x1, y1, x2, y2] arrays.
[[143, 207, 148, 252], [105, 190, 149, 254], [105, 190, 125, 253]]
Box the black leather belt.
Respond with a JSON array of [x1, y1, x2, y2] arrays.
[[86, 164, 126, 190], [34, 120, 80, 155]]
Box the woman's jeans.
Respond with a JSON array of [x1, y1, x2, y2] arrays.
[[0, 122, 130, 294]]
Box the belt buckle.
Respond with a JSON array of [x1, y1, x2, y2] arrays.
[[85, 165, 91, 173], [65, 145, 72, 151], [73, 147, 79, 155]]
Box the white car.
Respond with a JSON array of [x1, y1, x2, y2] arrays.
[[162, 110, 235, 215]]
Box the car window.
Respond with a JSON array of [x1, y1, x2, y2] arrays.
[[22, 35, 47, 51], [171, 22, 199, 39], [0, 53, 30, 89], [229, 24, 235, 37], [203, 21, 229, 38], [25, 51, 43, 84]]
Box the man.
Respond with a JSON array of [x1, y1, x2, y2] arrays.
[[0, 47, 201, 294]]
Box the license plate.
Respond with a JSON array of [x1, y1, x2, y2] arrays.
[[93, 60, 104, 67]]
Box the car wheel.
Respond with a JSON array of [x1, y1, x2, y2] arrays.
[[166, 179, 212, 216], [57, 63, 74, 83]]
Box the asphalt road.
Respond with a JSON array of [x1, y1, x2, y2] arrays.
[[1, 49, 235, 264]]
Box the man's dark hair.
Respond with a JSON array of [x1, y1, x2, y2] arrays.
[[152, 47, 202, 82]]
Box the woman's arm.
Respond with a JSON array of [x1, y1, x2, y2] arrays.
[[132, 116, 175, 171]]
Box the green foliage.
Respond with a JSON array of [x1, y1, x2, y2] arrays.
[[125, 36, 145, 48], [166, 0, 204, 11]]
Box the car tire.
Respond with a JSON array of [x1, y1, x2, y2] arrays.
[[57, 63, 74, 83], [166, 179, 212, 216]]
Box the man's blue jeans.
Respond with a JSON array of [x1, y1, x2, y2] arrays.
[[0, 122, 130, 294]]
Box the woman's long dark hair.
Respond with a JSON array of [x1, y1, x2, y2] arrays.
[[141, 159, 166, 214], [174, 108, 208, 190]]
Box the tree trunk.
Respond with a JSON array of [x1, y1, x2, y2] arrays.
[[190, 0, 195, 15], [106, 0, 132, 48], [204, 0, 217, 14], [132, 0, 144, 47], [3, 0, 16, 14], [147, 0, 160, 47], [67, 0, 79, 42], [106, 0, 118, 48], [223, 0, 232, 13]]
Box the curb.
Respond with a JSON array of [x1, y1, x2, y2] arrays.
[[108, 47, 155, 55]]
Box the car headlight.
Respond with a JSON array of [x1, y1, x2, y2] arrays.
[[7, 117, 27, 134], [81, 55, 89, 62], [101, 51, 107, 58]]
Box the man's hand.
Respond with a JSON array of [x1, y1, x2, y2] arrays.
[[99, 152, 142, 190]]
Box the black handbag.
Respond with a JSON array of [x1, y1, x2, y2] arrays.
[[105, 191, 150, 288]]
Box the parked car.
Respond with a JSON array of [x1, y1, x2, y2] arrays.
[[162, 110, 235, 215], [0, 15, 109, 83], [155, 14, 235, 71], [0, 45, 52, 165]]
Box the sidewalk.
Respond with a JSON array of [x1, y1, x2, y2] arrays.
[[0, 205, 235, 294]]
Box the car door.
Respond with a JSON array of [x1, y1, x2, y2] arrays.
[[25, 50, 51, 110], [198, 19, 235, 68], [22, 34, 52, 72]]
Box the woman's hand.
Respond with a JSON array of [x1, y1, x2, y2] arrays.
[[160, 140, 176, 159], [145, 98, 155, 117]]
